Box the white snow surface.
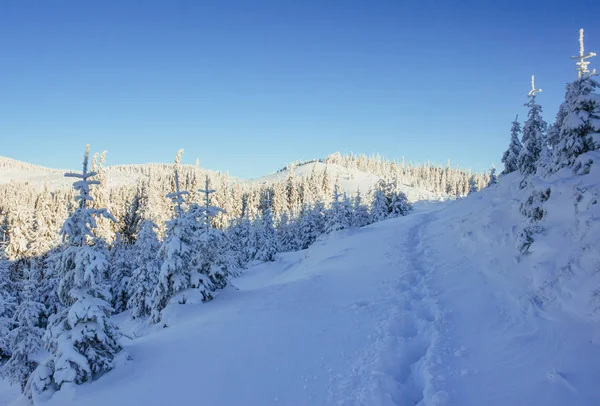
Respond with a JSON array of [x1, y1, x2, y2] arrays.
[[4, 170, 600, 405]]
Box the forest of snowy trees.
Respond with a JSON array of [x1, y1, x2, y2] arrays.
[[499, 29, 600, 255], [2, 145, 466, 400]]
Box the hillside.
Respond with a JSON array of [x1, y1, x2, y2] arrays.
[[3, 169, 597, 406], [0, 155, 443, 202]]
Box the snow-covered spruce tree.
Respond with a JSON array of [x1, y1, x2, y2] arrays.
[[296, 200, 325, 250], [254, 196, 278, 262], [325, 182, 351, 233], [33, 145, 121, 395], [29, 184, 60, 258], [0, 254, 16, 363], [191, 176, 232, 290], [352, 190, 371, 228], [501, 115, 523, 174], [518, 75, 548, 176], [228, 215, 254, 264], [109, 234, 133, 314], [150, 150, 196, 323], [552, 29, 599, 174], [468, 175, 478, 194], [127, 220, 161, 319], [89, 151, 115, 244], [120, 187, 142, 245], [370, 183, 389, 223], [387, 180, 411, 217], [277, 213, 301, 252], [488, 165, 498, 187], [2, 264, 45, 393]]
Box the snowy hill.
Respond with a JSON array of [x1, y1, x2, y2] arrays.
[[6, 169, 598, 406], [251, 161, 440, 203], [0, 156, 441, 202]]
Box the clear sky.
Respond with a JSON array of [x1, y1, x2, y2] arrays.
[[1, 1, 598, 178]]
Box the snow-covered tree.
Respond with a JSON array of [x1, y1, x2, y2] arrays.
[[296, 201, 325, 250], [352, 190, 371, 228], [552, 29, 599, 174], [35, 145, 121, 394], [109, 234, 133, 314], [151, 150, 196, 323], [501, 115, 523, 174], [488, 166, 498, 187], [254, 198, 278, 262], [127, 220, 160, 319], [468, 175, 478, 194], [387, 180, 411, 218], [325, 182, 351, 233], [518, 75, 548, 175], [2, 265, 45, 392], [277, 213, 300, 252], [29, 184, 60, 257], [370, 183, 389, 223], [0, 255, 16, 363], [191, 176, 231, 290]]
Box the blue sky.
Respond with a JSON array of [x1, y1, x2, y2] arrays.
[[0, 1, 598, 178]]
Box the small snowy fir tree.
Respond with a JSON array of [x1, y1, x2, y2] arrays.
[[277, 213, 301, 252], [468, 175, 478, 194], [518, 76, 548, 175], [151, 150, 197, 323], [2, 265, 45, 393], [326, 182, 351, 233], [488, 165, 498, 187], [552, 29, 600, 174], [296, 201, 325, 250], [109, 234, 133, 314], [254, 197, 278, 262], [191, 176, 231, 291], [0, 254, 16, 363], [370, 182, 389, 223], [352, 190, 371, 228], [501, 115, 523, 174], [387, 178, 411, 218], [33, 145, 121, 395], [127, 220, 161, 319]]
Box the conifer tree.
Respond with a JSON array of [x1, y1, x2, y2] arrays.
[[128, 220, 161, 319], [488, 166, 498, 186], [552, 29, 599, 174], [352, 190, 371, 228], [518, 76, 548, 175], [2, 265, 45, 393], [151, 150, 197, 323], [370, 183, 389, 223], [0, 254, 16, 363], [501, 115, 523, 174], [254, 197, 278, 262], [468, 175, 478, 194], [35, 145, 121, 394]]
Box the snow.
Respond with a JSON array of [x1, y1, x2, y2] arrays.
[[0, 158, 439, 203], [253, 161, 439, 203], [1, 168, 597, 405]]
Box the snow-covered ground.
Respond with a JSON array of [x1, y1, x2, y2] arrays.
[[5, 171, 599, 406]]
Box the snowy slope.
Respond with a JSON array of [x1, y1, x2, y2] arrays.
[[0, 157, 439, 202], [250, 161, 439, 203], [6, 171, 600, 406]]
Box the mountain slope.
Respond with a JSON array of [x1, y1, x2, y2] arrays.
[[7, 171, 598, 406], [0, 156, 440, 202]]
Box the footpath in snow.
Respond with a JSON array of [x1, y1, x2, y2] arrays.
[[8, 190, 600, 406]]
